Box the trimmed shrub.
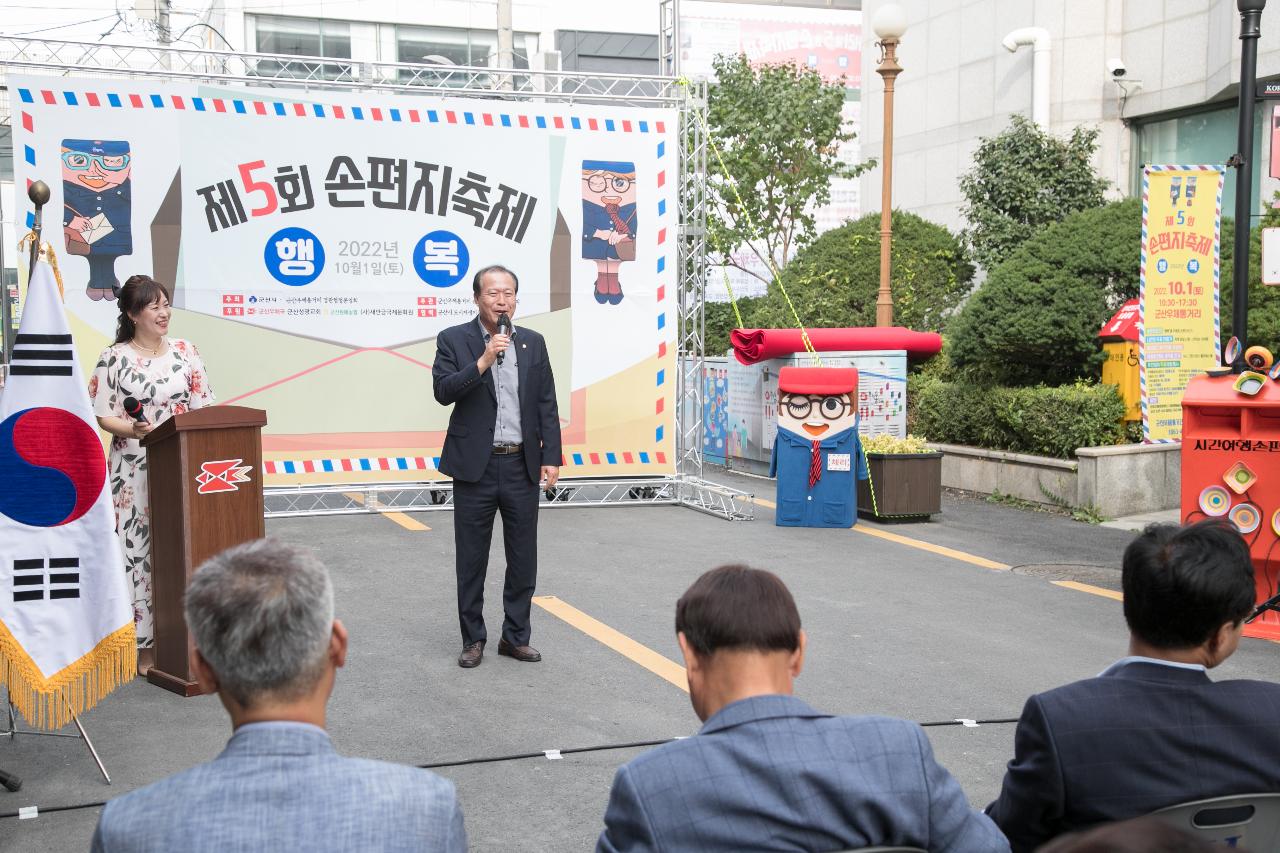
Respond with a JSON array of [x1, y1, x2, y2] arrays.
[[910, 378, 1126, 459], [748, 210, 974, 333], [960, 114, 1110, 271], [948, 199, 1141, 386]]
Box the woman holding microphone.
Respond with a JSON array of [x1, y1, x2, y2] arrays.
[[89, 275, 216, 675]]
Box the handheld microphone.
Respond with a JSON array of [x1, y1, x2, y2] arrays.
[[496, 312, 511, 365], [1247, 590, 1280, 624], [123, 396, 149, 424]]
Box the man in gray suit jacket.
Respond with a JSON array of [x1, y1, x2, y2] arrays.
[[597, 564, 1008, 853], [91, 539, 465, 853]]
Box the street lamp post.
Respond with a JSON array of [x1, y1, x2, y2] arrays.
[[1231, 0, 1266, 370], [872, 4, 907, 328]]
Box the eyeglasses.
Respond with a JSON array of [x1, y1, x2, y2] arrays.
[[62, 151, 131, 171], [781, 394, 853, 420], [584, 175, 633, 193]]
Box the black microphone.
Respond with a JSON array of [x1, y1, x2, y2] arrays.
[[123, 396, 148, 424], [496, 312, 511, 365], [1247, 590, 1280, 624]]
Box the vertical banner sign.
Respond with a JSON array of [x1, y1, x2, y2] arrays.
[[1139, 165, 1224, 443], [10, 75, 678, 483]]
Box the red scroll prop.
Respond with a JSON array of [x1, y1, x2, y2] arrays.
[[729, 327, 944, 365]]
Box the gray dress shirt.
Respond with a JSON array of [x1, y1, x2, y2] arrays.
[[479, 317, 522, 445]]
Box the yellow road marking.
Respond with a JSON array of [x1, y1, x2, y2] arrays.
[[749, 497, 1009, 570], [1053, 580, 1123, 601], [343, 492, 431, 531], [533, 595, 688, 692]]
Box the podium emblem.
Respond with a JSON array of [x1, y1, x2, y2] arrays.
[[196, 459, 252, 495]]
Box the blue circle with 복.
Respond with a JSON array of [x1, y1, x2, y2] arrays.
[[413, 230, 470, 288]]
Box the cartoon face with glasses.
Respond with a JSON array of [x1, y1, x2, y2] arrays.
[[769, 366, 867, 529], [62, 138, 134, 302], [581, 159, 637, 306]]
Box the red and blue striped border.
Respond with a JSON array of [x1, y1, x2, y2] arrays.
[[16, 86, 667, 131], [263, 450, 668, 475], [655, 136, 670, 446]]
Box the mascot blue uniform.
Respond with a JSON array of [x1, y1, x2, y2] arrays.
[[769, 366, 867, 528]]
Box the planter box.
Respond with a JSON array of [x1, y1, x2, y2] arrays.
[[857, 452, 943, 521]]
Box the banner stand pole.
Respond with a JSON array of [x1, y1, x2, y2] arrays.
[[2, 693, 112, 785]]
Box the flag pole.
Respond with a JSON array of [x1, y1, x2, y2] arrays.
[[2, 180, 116, 786], [27, 181, 50, 275]]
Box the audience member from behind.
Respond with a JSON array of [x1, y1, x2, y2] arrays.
[[1036, 817, 1229, 853], [91, 539, 466, 853], [597, 564, 1009, 853], [987, 520, 1280, 853]]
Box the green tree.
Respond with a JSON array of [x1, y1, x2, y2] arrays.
[[948, 199, 1140, 385], [706, 53, 870, 288], [705, 297, 761, 357], [748, 210, 973, 333], [959, 114, 1110, 271]]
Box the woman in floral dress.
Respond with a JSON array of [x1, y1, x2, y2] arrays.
[[89, 275, 215, 675]]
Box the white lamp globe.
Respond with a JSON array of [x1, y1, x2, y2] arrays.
[[871, 3, 908, 40]]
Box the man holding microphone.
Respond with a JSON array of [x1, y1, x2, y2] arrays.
[[432, 265, 562, 668]]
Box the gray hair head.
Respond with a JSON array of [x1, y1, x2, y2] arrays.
[[184, 538, 335, 707]]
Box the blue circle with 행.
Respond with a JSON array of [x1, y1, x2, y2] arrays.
[[264, 227, 325, 286], [413, 230, 470, 288]]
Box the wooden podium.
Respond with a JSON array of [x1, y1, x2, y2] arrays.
[[142, 406, 267, 696]]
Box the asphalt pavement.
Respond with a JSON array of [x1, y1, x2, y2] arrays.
[[3, 468, 1278, 852]]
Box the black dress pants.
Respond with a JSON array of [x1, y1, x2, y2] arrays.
[[452, 451, 539, 646]]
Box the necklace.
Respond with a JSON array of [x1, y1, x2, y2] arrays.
[[130, 337, 164, 356]]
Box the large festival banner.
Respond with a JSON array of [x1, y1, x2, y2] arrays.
[[10, 75, 678, 483], [1139, 165, 1224, 443]]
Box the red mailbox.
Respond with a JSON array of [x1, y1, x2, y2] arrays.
[[1181, 372, 1280, 641]]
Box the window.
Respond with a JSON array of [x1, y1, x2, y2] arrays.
[[1133, 103, 1266, 224], [396, 26, 537, 84], [253, 15, 352, 80]]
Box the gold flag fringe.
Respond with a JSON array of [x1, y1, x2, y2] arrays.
[[15, 237, 65, 298], [0, 621, 136, 730]]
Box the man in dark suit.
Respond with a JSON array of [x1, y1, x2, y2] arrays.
[[597, 565, 1009, 853], [987, 520, 1280, 852], [432, 264, 561, 668]]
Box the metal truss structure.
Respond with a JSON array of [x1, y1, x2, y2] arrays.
[[0, 36, 751, 522], [266, 476, 750, 521]]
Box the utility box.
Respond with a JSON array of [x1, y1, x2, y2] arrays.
[[1099, 299, 1141, 422], [1181, 371, 1280, 641]]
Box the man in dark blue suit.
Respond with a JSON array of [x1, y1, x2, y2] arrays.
[[598, 565, 1009, 853], [433, 265, 561, 668], [987, 520, 1280, 852]]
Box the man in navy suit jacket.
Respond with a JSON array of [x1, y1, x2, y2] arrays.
[[597, 565, 1009, 853], [987, 520, 1280, 852], [91, 539, 465, 852], [433, 265, 561, 668]]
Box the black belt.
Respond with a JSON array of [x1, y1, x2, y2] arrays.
[[492, 443, 523, 455]]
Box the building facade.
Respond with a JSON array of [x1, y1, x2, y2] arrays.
[[858, 0, 1280, 236]]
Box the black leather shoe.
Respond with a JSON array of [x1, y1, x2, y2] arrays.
[[458, 641, 484, 668], [497, 639, 541, 662]]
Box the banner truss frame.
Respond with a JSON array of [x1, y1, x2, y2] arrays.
[[0, 37, 751, 521]]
